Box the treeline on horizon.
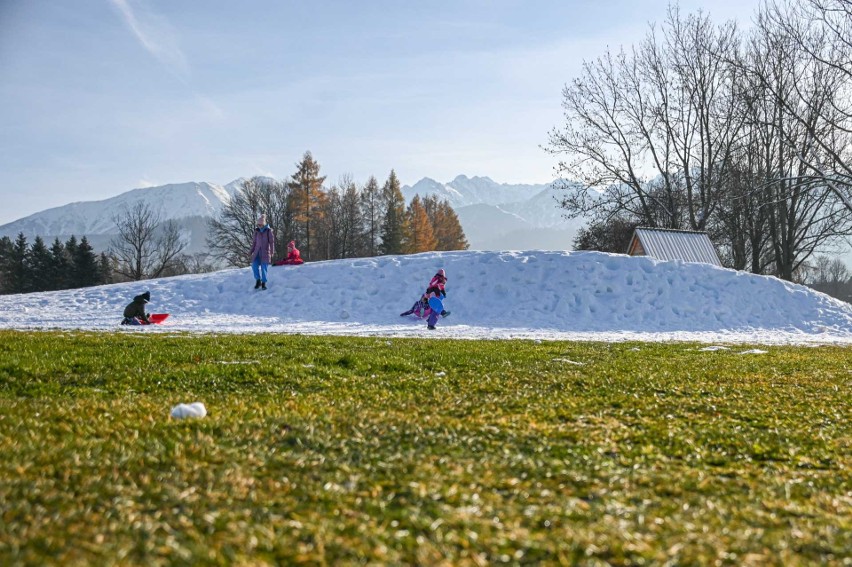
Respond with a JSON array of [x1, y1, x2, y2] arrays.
[[0, 234, 111, 294], [207, 152, 468, 266], [0, 152, 469, 295]]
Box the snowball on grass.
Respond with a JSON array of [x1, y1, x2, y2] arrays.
[[170, 402, 207, 419]]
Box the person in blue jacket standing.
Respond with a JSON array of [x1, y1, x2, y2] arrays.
[[248, 214, 275, 290]]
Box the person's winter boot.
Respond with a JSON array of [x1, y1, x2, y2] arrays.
[[427, 324, 436, 330], [255, 279, 261, 289], [261, 281, 267, 290], [441, 310, 450, 318]]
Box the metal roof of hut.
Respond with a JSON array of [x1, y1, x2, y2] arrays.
[[626, 227, 722, 266]]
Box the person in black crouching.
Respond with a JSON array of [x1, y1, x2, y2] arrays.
[[121, 291, 151, 325]]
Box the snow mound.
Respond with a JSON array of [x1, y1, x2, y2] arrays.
[[1, 250, 851, 344], [170, 402, 207, 419]]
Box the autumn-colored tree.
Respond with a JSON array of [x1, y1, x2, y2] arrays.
[[402, 195, 437, 253], [288, 151, 327, 261], [423, 195, 469, 251]]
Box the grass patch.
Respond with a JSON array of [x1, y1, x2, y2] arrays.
[[0, 331, 849, 565]]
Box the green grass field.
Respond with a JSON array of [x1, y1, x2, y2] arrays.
[[0, 331, 849, 565]]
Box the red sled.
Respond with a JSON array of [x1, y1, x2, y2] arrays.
[[143, 313, 170, 325], [121, 313, 169, 326]]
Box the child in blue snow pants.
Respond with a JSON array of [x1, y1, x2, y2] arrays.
[[426, 309, 440, 329], [251, 256, 268, 284], [248, 214, 274, 290]]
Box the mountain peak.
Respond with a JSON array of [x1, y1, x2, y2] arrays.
[[451, 174, 495, 184], [0, 180, 233, 241]]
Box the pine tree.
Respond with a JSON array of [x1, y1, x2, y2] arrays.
[[48, 238, 68, 290], [287, 151, 327, 261], [63, 236, 79, 288], [0, 236, 13, 294], [98, 252, 113, 285], [341, 180, 365, 258], [359, 175, 384, 257], [27, 236, 53, 292], [402, 195, 437, 253], [379, 170, 406, 255], [8, 233, 29, 293], [73, 236, 99, 288]]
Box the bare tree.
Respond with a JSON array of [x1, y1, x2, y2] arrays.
[[208, 177, 291, 267], [109, 201, 187, 281], [759, 0, 852, 211], [547, 8, 743, 231], [803, 254, 852, 299], [744, 7, 852, 279]]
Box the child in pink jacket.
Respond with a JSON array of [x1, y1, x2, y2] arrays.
[[400, 269, 450, 328], [248, 214, 275, 289]]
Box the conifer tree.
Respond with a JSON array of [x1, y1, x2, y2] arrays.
[[434, 201, 469, 250], [359, 175, 384, 257], [61, 236, 79, 288], [73, 236, 100, 288], [27, 236, 53, 292], [379, 170, 406, 255], [402, 195, 437, 253], [98, 252, 113, 285], [287, 151, 327, 261], [0, 236, 13, 294], [7, 233, 29, 293], [339, 177, 365, 258], [48, 238, 68, 290]]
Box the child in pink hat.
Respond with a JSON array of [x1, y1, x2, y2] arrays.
[[400, 269, 450, 328], [248, 214, 275, 289], [274, 240, 304, 266]]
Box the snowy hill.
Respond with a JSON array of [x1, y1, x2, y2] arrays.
[[1, 250, 851, 344]]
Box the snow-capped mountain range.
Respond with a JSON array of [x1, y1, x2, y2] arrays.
[[0, 181, 242, 239], [0, 175, 583, 254], [401, 175, 583, 250]]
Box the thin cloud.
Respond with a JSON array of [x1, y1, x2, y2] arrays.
[[109, 0, 189, 80]]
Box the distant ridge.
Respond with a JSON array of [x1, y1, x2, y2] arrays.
[[0, 175, 583, 254], [401, 175, 583, 250]]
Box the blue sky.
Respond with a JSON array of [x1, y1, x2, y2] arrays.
[[0, 0, 764, 224]]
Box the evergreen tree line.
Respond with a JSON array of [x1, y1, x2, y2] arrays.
[[551, 0, 852, 281], [208, 152, 468, 266], [0, 234, 111, 294]]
